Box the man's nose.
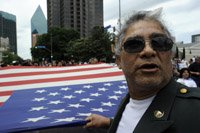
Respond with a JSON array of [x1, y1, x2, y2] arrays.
[[139, 41, 156, 58]]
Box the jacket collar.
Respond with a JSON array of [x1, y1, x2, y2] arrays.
[[109, 78, 179, 133], [134, 78, 178, 133]]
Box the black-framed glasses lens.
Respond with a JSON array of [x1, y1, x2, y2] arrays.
[[123, 37, 173, 53], [151, 37, 173, 51], [123, 38, 145, 53]]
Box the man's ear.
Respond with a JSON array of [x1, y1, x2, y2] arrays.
[[115, 55, 122, 69]]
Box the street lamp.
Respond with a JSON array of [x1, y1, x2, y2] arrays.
[[51, 33, 53, 62], [119, 0, 121, 31]]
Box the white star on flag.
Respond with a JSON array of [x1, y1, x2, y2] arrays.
[[35, 90, 47, 93], [83, 85, 93, 89], [101, 101, 116, 107], [76, 113, 92, 116], [118, 85, 127, 89], [114, 90, 125, 94], [91, 108, 109, 112], [52, 117, 82, 123], [68, 103, 85, 108], [49, 109, 70, 113], [48, 100, 64, 104], [98, 87, 108, 91], [63, 95, 76, 99], [74, 90, 85, 94], [60, 87, 71, 91], [122, 81, 127, 84], [29, 106, 48, 111], [104, 83, 113, 86], [108, 95, 121, 100], [32, 97, 47, 102], [90, 93, 102, 97], [80, 98, 94, 102], [48, 92, 60, 96], [21, 116, 49, 123]]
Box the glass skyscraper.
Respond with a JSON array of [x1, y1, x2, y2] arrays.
[[31, 5, 47, 47], [0, 11, 17, 54]]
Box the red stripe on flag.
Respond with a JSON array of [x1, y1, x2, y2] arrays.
[[0, 66, 113, 78], [0, 102, 4, 106], [0, 71, 123, 87], [0, 91, 13, 96]]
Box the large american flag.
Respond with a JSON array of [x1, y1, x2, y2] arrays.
[[0, 63, 127, 132]]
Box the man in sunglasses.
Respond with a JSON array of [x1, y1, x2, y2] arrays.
[[84, 8, 200, 133]]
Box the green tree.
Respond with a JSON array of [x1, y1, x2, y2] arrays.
[[2, 51, 23, 65], [175, 46, 179, 58], [182, 47, 185, 59], [88, 26, 115, 62], [68, 26, 115, 63], [67, 38, 90, 62], [31, 27, 80, 61], [31, 26, 115, 63]]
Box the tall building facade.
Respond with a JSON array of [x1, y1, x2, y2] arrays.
[[192, 34, 200, 43], [47, 0, 103, 38], [31, 5, 47, 47], [0, 37, 9, 62], [0, 11, 17, 54]]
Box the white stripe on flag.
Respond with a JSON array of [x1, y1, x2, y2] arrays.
[[1, 67, 121, 83], [0, 64, 125, 93], [0, 64, 111, 74], [0, 96, 10, 102], [0, 75, 125, 92]]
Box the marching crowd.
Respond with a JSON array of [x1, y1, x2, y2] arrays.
[[0, 58, 99, 67]]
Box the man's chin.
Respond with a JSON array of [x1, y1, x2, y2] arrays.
[[135, 77, 163, 88]]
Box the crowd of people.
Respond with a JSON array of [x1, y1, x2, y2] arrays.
[[0, 58, 100, 68], [172, 56, 200, 87]]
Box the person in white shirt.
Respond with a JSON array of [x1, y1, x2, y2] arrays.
[[180, 58, 188, 69], [177, 68, 197, 87]]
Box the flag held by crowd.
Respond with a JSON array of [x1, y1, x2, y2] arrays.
[[0, 63, 127, 132]]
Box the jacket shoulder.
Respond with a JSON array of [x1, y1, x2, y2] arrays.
[[176, 83, 200, 99]]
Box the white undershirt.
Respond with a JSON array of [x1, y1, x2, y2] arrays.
[[116, 95, 155, 133]]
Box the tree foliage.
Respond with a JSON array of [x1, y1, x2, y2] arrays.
[[2, 51, 23, 64], [182, 47, 185, 59], [68, 26, 115, 63], [67, 38, 90, 62], [31, 27, 80, 61], [88, 26, 115, 62], [31, 26, 115, 63], [175, 46, 179, 58]]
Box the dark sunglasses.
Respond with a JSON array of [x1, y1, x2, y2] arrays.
[[122, 37, 173, 53]]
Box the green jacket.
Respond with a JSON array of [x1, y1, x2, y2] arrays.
[[109, 78, 200, 133]]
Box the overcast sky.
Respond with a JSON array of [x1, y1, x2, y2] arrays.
[[0, 0, 199, 59]]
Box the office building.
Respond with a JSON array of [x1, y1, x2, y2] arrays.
[[0, 37, 9, 62], [192, 34, 200, 43], [47, 0, 103, 38], [0, 11, 17, 54], [31, 5, 47, 47]]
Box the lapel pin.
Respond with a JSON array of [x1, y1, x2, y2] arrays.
[[154, 110, 164, 118], [180, 88, 187, 94]]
